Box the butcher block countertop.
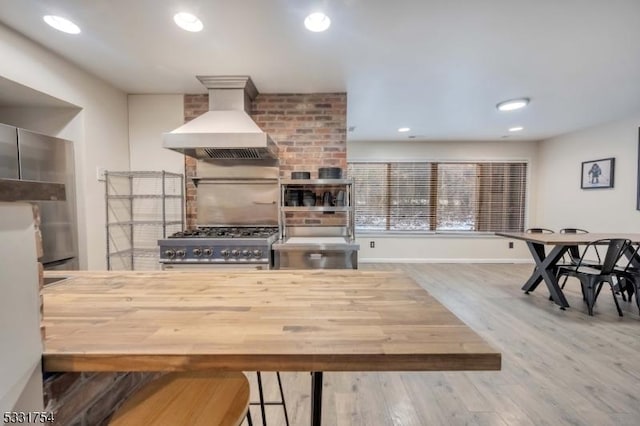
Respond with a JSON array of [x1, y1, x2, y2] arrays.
[[42, 270, 501, 373]]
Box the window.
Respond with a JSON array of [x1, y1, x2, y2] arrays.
[[348, 161, 527, 233]]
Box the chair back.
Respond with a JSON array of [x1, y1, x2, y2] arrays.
[[600, 239, 632, 274], [526, 228, 554, 234], [559, 228, 588, 234], [560, 228, 589, 260], [620, 243, 640, 273]]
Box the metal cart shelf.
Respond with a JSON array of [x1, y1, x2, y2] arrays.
[[276, 178, 358, 269], [105, 171, 184, 270]]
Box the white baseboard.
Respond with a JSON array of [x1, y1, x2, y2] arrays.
[[359, 258, 533, 264]]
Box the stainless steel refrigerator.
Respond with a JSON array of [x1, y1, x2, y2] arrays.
[[0, 123, 79, 270]]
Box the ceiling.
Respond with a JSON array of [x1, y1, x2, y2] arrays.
[[1, 0, 640, 142]]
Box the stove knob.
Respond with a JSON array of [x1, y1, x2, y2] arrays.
[[203, 248, 213, 257], [164, 249, 176, 259], [231, 249, 240, 257], [192, 248, 202, 257], [176, 249, 186, 258], [242, 250, 251, 257], [252, 249, 263, 258], [220, 249, 230, 258]]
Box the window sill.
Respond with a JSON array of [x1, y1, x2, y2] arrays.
[[356, 231, 502, 238]]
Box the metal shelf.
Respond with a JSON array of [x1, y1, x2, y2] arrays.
[[279, 179, 355, 241], [280, 179, 353, 185], [107, 194, 182, 199], [108, 220, 183, 226], [108, 248, 159, 258], [105, 170, 184, 270], [282, 206, 350, 212], [106, 171, 183, 178]]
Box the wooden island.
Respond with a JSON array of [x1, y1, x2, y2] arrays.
[[42, 269, 501, 425]]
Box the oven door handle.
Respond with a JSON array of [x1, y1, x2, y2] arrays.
[[253, 201, 277, 205]]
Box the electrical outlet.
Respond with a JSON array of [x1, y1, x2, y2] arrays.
[[508, 241, 514, 249], [370, 241, 375, 248], [96, 167, 106, 182]]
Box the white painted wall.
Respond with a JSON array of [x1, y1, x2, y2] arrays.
[[358, 234, 531, 263], [0, 23, 131, 269], [128, 94, 185, 173], [0, 203, 44, 414], [348, 140, 539, 262], [536, 112, 640, 232]]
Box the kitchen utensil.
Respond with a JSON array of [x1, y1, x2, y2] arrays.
[[318, 167, 342, 179], [322, 191, 334, 206], [302, 190, 316, 206], [287, 189, 302, 206], [291, 171, 311, 179]]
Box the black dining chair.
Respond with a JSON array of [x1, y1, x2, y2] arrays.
[[559, 228, 589, 259], [526, 228, 555, 234], [614, 243, 640, 314], [558, 228, 595, 289], [559, 228, 589, 233], [557, 238, 632, 316]]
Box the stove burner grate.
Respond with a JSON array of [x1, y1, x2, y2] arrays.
[[169, 226, 278, 239]]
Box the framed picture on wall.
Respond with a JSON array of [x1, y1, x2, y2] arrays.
[[581, 157, 615, 189]]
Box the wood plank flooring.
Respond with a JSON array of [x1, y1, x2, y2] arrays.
[[245, 263, 640, 426]]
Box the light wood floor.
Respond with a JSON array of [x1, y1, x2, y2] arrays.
[[244, 263, 640, 426]]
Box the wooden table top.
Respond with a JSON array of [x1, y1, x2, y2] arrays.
[[496, 232, 640, 244], [42, 270, 500, 373]]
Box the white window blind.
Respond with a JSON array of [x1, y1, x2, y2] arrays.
[[349, 163, 388, 230], [348, 161, 527, 232]]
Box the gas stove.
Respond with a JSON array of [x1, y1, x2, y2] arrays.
[[158, 226, 279, 268], [169, 227, 279, 239]]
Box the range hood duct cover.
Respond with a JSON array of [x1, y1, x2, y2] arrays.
[[163, 76, 278, 161]]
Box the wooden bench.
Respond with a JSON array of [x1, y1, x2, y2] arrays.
[[109, 371, 250, 426]]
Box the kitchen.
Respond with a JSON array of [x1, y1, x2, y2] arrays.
[[2, 1, 640, 425]]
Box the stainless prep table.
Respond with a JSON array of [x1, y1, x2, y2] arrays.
[[272, 236, 359, 269]]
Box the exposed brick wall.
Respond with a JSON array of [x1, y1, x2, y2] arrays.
[[32, 204, 45, 341], [184, 95, 208, 228], [252, 93, 347, 177], [183, 92, 347, 228], [43, 372, 159, 426]]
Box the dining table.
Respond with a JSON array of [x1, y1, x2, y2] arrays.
[[42, 269, 501, 426], [495, 232, 640, 308]]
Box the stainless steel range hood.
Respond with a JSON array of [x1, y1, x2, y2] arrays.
[[163, 76, 278, 161]]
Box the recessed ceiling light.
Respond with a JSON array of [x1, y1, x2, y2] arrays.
[[174, 12, 203, 32], [304, 12, 331, 32], [496, 98, 529, 112], [398, 127, 411, 133], [508, 126, 524, 132], [43, 15, 80, 34]]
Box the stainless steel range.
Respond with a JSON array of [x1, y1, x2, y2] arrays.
[[159, 226, 279, 269]]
